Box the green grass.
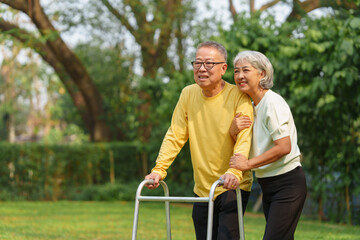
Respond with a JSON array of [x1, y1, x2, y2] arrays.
[[0, 201, 359, 239]]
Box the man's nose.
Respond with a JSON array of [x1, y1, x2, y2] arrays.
[[199, 63, 207, 71]]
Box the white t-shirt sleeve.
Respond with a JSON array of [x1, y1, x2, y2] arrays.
[[265, 98, 291, 141]]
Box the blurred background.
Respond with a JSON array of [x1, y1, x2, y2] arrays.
[[0, 0, 359, 226]]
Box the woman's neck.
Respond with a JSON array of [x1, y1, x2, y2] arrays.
[[250, 88, 268, 106]]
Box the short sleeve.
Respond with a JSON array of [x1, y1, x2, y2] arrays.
[[265, 99, 291, 141]]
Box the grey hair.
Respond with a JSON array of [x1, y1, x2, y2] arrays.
[[196, 41, 227, 62], [233, 50, 274, 89]]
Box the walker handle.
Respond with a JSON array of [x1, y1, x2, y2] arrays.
[[218, 178, 224, 185], [144, 179, 155, 185]]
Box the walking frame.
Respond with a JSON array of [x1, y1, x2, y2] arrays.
[[131, 178, 245, 240]]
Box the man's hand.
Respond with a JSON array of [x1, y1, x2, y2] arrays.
[[220, 173, 239, 190], [229, 153, 250, 171], [144, 172, 162, 189]]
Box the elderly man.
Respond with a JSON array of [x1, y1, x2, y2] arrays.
[[145, 41, 253, 239]]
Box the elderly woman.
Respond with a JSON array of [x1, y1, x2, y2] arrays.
[[229, 50, 307, 240]]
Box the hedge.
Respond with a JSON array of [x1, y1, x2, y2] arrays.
[[0, 142, 143, 200]]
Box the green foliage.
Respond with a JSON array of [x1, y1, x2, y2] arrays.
[[64, 43, 137, 140], [67, 182, 140, 201], [66, 179, 194, 201], [218, 11, 360, 224], [0, 141, 195, 201], [0, 57, 47, 141], [146, 71, 194, 154], [280, 15, 360, 224], [41, 124, 89, 144], [0, 142, 141, 200]]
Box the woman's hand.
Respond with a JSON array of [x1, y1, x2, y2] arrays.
[[229, 113, 252, 141], [229, 153, 251, 171]]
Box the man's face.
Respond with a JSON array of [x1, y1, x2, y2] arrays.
[[193, 47, 227, 91]]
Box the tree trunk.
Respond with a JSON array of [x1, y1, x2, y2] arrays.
[[345, 179, 351, 225], [0, 65, 15, 142], [287, 0, 358, 21], [318, 196, 327, 221], [0, 0, 112, 141], [227, 0, 357, 22]]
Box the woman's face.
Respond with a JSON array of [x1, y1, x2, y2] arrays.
[[234, 60, 264, 95]]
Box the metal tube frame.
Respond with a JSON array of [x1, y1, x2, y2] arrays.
[[131, 179, 244, 240]]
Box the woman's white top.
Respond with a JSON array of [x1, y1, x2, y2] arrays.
[[250, 90, 301, 178]]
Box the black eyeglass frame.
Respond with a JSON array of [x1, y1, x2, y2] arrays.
[[191, 61, 226, 70]]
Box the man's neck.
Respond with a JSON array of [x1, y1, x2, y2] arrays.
[[202, 80, 225, 98]]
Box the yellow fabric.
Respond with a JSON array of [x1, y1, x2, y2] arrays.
[[151, 82, 253, 198]]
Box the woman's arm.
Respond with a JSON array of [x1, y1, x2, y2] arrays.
[[229, 136, 291, 171], [229, 113, 252, 141]]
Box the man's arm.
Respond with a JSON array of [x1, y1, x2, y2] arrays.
[[145, 89, 189, 189], [225, 93, 254, 185]]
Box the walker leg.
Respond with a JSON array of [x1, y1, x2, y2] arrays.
[[131, 179, 244, 240], [207, 179, 245, 240], [162, 182, 171, 240], [132, 180, 172, 240], [236, 188, 245, 240], [206, 197, 215, 240], [131, 198, 140, 240], [206, 179, 223, 240]]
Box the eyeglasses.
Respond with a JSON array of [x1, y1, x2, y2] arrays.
[[191, 61, 226, 70]]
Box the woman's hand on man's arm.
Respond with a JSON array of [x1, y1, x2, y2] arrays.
[[229, 113, 252, 141]]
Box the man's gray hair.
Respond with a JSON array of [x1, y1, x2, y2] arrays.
[[233, 51, 274, 89], [196, 41, 227, 62]]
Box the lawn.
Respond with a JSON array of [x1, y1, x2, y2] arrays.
[[0, 201, 359, 239]]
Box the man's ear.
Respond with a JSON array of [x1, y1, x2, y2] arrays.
[[221, 63, 228, 75]]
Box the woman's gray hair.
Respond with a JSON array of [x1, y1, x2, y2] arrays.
[[233, 50, 274, 89], [197, 41, 227, 62]]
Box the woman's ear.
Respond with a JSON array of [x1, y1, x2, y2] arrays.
[[261, 70, 266, 78]]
